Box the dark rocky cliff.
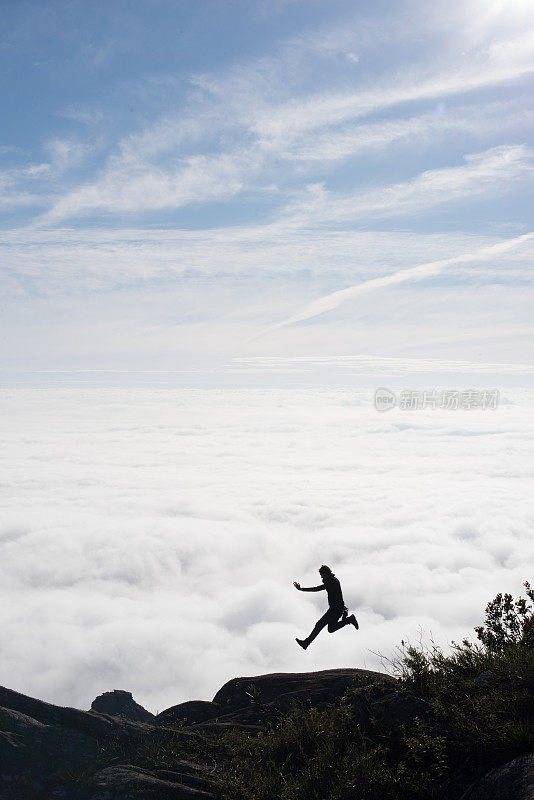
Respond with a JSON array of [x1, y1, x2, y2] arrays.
[[1, 667, 532, 800], [1, 669, 387, 799]]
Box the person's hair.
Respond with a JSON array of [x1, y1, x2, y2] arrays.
[[319, 564, 334, 577]]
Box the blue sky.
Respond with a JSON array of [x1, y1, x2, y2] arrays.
[[1, 0, 533, 384]]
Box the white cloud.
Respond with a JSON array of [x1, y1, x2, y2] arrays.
[[5, 227, 525, 293], [282, 102, 534, 164], [60, 107, 104, 126], [31, 116, 533, 226], [249, 28, 534, 144], [0, 136, 92, 212], [44, 137, 90, 174], [251, 231, 534, 338], [17, 14, 533, 225], [285, 146, 534, 224], [36, 149, 260, 224], [0, 189, 45, 208], [1, 388, 533, 711], [232, 355, 534, 375]]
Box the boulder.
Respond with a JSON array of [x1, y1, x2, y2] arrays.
[[0, 704, 100, 799], [197, 668, 395, 731], [460, 754, 534, 800], [90, 763, 216, 799], [212, 668, 394, 713], [91, 690, 154, 723], [156, 700, 222, 727]]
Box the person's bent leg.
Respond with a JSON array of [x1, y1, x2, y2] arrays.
[[327, 609, 346, 633], [327, 609, 359, 633]]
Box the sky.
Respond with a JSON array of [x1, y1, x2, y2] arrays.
[[0, 0, 533, 382], [1, 0, 533, 712]]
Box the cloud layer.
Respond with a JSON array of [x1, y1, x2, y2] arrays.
[[1, 388, 533, 712]]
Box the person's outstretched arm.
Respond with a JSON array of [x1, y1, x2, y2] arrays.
[[293, 581, 325, 592]]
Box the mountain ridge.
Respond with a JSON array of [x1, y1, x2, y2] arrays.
[[1, 659, 532, 800]]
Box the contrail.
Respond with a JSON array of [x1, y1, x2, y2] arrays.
[[246, 232, 533, 343]]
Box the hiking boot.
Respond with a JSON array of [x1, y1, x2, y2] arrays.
[[296, 638, 308, 649]]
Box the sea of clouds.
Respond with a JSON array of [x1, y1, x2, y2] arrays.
[[1, 387, 533, 713]]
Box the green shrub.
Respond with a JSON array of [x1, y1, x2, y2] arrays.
[[475, 581, 534, 651]]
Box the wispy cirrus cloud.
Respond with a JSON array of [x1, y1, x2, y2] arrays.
[[285, 145, 534, 225], [36, 149, 259, 224], [249, 29, 534, 144], [0, 136, 92, 212], [281, 102, 534, 164], [251, 231, 534, 337], [19, 14, 533, 227], [30, 139, 534, 229], [3, 225, 533, 297]]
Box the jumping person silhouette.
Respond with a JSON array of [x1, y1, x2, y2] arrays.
[[293, 564, 358, 649]]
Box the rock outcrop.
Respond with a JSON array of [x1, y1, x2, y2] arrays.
[[460, 754, 534, 800], [156, 700, 223, 727], [195, 667, 395, 732], [0, 684, 196, 800], [212, 667, 390, 710], [0, 685, 151, 740], [3, 667, 520, 800], [1, 669, 391, 798], [91, 689, 155, 723], [153, 668, 395, 733], [90, 763, 218, 799]]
